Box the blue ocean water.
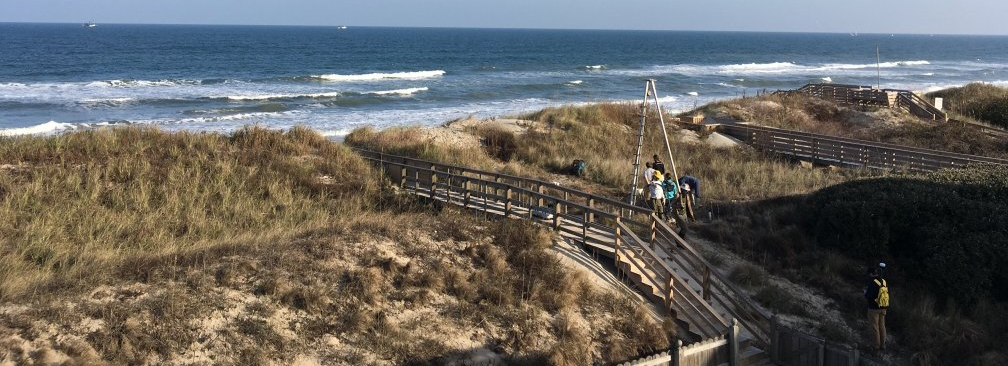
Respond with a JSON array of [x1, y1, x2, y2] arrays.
[[1, 23, 1007, 136]]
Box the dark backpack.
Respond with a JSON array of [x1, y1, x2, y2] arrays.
[[572, 159, 586, 176], [653, 161, 665, 175]]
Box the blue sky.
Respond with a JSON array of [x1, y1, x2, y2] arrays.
[[2, 0, 1006, 35]]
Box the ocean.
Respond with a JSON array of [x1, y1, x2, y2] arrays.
[[1, 23, 1007, 136]]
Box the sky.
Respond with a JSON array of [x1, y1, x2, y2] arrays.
[[1, 0, 1007, 35]]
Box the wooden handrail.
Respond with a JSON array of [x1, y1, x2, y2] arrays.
[[716, 123, 1008, 169], [353, 148, 653, 216]]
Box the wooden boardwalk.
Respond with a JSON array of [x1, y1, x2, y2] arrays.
[[357, 149, 772, 365], [714, 123, 1008, 172]]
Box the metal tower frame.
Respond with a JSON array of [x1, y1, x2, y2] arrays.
[[628, 79, 679, 206]]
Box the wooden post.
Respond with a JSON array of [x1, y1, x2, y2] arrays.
[[430, 171, 438, 199], [446, 168, 453, 205], [553, 201, 561, 229], [813, 138, 819, 164], [463, 178, 471, 208], [414, 164, 420, 190], [817, 342, 825, 366], [528, 190, 535, 220], [505, 188, 512, 217], [400, 164, 407, 187], [582, 211, 589, 245], [614, 217, 622, 266], [587, 198, 595, 223], [702, 266, 712, 301], [665, 272, 675, 315], [771, 315, 780, 363], [729, 318, 740, 366], [482, 181, 489, 215], [563, 191, 569, 214], [537, 184, 544, 207], [650, 215, 658, 251], [672, 339, 683, 366]]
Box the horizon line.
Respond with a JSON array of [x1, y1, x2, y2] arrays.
[[2, 21, 1007, 37]]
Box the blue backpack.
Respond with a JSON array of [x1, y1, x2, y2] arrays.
[[572, 159, 586, 176]]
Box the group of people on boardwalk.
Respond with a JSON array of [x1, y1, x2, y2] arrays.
[[642, 154, 698, 226]]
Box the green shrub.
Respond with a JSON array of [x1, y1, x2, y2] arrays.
[[803, 164, 1008, 305], [928, 83, 1008, 129]]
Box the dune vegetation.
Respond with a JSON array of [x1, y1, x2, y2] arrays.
[[347, 103, 868, 204], [927, 82, 1008, 129], [0, 127, 668, 365], [349, 96, 1008, 365], [696, 92, 1008, 158]]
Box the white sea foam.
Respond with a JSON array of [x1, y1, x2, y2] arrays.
[[686, 92, 699, 96], [584, 65, 606, 70], [221, 87, 426, 100], [655, 96, 679, 103], [922, 73, 935, 76], [568, 80, 583, 85], [313, 70, 445, 82], [821, 77, 833, 83], [225, 91, 344, 101], [367, 87, 428, 96], [86, 79, 201, 88], [0, 121, 78, 136], [610, 60, 936, 77], [79, 97, 137, 106]]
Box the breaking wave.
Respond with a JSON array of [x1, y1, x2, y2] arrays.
[[311, 70, 445, 82]]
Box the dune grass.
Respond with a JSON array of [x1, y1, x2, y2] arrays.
[[0, 126, 378, 300], [927, 82, 1008, 129], [345, 126, 498, 170], [0, 126, 671, 365]]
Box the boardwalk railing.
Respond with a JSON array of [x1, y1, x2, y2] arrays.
[[771, 317, 889, 366], [618, 320, 740, 366], [786, 83, 947, 121], [716, 123, 1008, 171]]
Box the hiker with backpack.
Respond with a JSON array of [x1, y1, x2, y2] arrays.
[[662, 172, 678, 220], [648, 174, 665, 220], [643, 162, 655, 186], [864, 264, 890, 353], [652, 155, 666, 175]]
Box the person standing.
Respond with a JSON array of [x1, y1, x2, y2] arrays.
[[661, 172, 678, 221], [652, 155, 666, 175], [648, 176, 665, 220], [643, 162, 655, 186], [864, 266, 890, 353]]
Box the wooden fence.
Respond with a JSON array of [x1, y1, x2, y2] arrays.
[[618, 320, 739, 366], [770, 317, 889, 366], [787, 83, 947, 121], [716, 123, 1008, 171]]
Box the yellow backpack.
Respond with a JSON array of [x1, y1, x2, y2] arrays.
[[874, 279, 890, 308]]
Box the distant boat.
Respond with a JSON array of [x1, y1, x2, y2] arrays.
[[83, 21, 97, 28], [337, 25, 348, 30]]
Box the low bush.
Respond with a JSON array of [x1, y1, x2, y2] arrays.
[[928, 83, 1008, 129], [804, 164, 1008, 305]]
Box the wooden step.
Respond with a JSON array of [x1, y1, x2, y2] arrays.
[[739, 345, 769, 366]]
